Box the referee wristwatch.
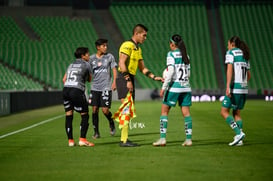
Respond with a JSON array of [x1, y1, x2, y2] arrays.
[[125, 77, 131, 81]]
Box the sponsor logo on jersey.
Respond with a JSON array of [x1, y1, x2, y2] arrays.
[[74, 106, 82, 111], [94, 69, 108, 74]]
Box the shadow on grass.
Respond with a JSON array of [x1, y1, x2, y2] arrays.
[[94, 138, 273, 147], [133, 139, 228, 147], [129, 132, 159, 137]]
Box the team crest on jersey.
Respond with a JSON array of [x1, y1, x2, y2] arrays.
[[98, 61, 102, 66]]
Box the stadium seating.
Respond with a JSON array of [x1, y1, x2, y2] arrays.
[[1, 2, 272, 92], [0, 16, 98, 90], [24, 16, 98, 89], [220, 3, 273, 89], [0, 63, 44, 90], [110, 3, 218, 90]]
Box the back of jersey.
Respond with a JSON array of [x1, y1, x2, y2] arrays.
[[167, 49, 191, 93], [225, 48, 250, 94], [64, 59, 91, 91]]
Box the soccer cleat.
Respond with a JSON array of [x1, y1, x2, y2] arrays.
[[182, 139, 192, 146], [119, 140, 138, 147], [68, 139, 76, 147], [92, 133, 100, 139], [229, 132, 245, 146], [153, 138, 166, 146], [79, 138, 95, 147], [110, 127, 116, 136], [236, 140, 244, 146]]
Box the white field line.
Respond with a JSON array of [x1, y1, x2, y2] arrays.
[[0, 115, 64, 139]]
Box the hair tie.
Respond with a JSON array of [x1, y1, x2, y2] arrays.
[[170, 37, 176, 44]]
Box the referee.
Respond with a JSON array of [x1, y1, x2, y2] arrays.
[[116, 24, 163, 147]]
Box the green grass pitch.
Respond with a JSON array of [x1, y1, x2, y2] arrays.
[[0, 100, 272, 181]]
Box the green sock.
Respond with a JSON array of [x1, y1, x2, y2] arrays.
[[160, 115, 168, 138], [236, 120, 243, 130], [226, 116, 241, 135], [184, 116, 192, 140]]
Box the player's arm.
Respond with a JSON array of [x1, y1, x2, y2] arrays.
[[87, 74, 92, 82], [226, 64, 233, 97], [247, 70, 251, 81], [87, 64, 92, 82], [162, 65, 174, 90], [188, 65, 191, 78], [118, 52, 132, 82], [138, 60, 163, 81], [62, 73, 67, 84], [119, 52, 133, 92], [160, 65, 174, 97], [111, 67, 117, 90], [118, 53, 129, 73]]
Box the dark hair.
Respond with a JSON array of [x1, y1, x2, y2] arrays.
[[95, 38, 108, 47], [133, 24, 148, 34], [170, 34, 190, 64], [229, 36, 250, 60], [74, 47, 89, 59]]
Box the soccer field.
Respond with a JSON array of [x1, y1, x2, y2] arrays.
[[0, 100, 272, 181]]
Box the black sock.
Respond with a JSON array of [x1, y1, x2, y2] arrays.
[[80, 114, 89, 138], [105, 112, 115, 128], [92, 112, 99, 134], [65, 115, 73, 139]]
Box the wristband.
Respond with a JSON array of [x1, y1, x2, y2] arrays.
[[126, 77, 131, 81], [122, 72, 130, 77], [145, 71, 152, 77]]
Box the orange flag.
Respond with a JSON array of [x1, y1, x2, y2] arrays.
[[112, 92, 136, 129]]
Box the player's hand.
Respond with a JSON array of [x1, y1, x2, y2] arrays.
[[160, 89, 165, 98], [225, 87, 231, 97], [127, 81, 133, 92], [111, 82, 116, 91], [154, 76, 164, 83]]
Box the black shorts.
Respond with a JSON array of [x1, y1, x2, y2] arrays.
[[116, 72, 135, 100], [89, 90, 112, 108], [63, 87, 89, 113]]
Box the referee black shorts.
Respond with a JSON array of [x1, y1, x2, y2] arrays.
[[116, 72, 135, 101], [63, 87, 89, 113]]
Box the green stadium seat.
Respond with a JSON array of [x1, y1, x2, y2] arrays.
[[1, 16, 98, 90], [0, 63, 43, 91]]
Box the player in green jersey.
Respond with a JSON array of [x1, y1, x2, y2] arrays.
[[221, 36, 251, 146], [153, 34, 193, 147]]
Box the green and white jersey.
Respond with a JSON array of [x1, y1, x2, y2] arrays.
[[165, 49, 191, 93], [225, 48, 250, 94]]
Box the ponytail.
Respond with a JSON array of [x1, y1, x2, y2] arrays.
[[171, 34, 190, 64], [239, 40, 250, 60], [229, 36, 250, 60]]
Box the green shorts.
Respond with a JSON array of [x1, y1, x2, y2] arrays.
[[222, 94, 247, 110], [163, 91, 192, 107]]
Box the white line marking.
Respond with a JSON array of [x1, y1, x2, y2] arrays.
[[0, 115, 64, 139]]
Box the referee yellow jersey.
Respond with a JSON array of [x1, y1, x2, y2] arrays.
[[119, 40, 143, 75]]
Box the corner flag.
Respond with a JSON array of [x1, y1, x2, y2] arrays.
[[112, 92, 136, 129]]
